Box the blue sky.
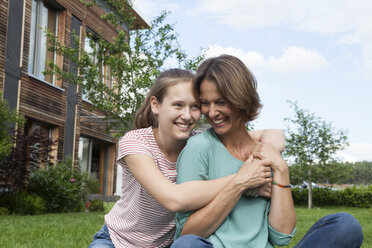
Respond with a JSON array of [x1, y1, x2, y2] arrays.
[[133, 0, 372, 162]]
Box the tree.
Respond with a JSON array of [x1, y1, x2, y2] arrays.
[[284, 101, 348, 208], [46, 0, 204, 136], [0, 92, 24, 160]]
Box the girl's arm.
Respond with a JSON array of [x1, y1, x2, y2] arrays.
[[249, 129, 285, 152], [180, 156, 272, 238], [124, 154, 234, 212]]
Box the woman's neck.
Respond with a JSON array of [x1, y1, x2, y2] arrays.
[[218, 126, 257, 161], [153, 127, 186, 163]]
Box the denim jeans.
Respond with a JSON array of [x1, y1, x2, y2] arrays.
[[171, 213, 363, 248], [89, 224, 115, 248]]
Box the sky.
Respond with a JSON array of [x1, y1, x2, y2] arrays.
[[133, 0, 372, 162]]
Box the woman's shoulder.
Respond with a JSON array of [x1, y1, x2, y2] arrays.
[[186, 128, 215, 146]]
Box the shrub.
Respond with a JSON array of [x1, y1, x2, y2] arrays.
[[85, 175, 101, 194], [104, 202, 115, 214], [13, 191, 46, 215], [292, 186, 372, 208], [89, 199, 104, 212], [28, 158, 88, 213], [0, 207, 10, 215]]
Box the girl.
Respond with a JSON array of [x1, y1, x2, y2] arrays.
[[89, 68, 285, 248]]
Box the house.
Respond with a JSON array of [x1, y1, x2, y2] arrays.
[[0, 0, 149, 196]]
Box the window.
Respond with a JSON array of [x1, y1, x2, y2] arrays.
[[78, 137, 100, 180], [28, 0, 58, 84], [82, 31, 102, 101], [24, 119, 59, 168]]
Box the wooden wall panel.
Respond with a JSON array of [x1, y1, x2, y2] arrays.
[[0, 0, 8, 92]]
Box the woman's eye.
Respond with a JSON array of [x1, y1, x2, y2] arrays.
[[217, 101, 226, 106], [175, 103, 182, 107], [201, 101, 209, 106]]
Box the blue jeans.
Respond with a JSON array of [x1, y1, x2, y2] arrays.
[[171, 213, 363, 248], [89, 224, 115, 248]]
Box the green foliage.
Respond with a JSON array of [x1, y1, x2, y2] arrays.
[[284, 101, 348, 208], [292, 186, 372, 208], [104, 201, 115, 214], [0, 127, 56, 194], [0, 207, 10, 215], [13, 191, 46, 215], [89, 199, 104, 212], [27, 158, 88, 213], [0, 191, 46, 215], [85, 175, 101, 194], [0, 91, 24, 160], [46, 0, 204, 136]]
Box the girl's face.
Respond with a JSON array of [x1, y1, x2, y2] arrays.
[[200, 79, 242, 138], [151, 81, 201, 142]]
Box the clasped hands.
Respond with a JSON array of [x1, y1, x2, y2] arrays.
[[237, 142, 287, 199]]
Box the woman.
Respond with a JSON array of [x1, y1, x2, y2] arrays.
[[89, 68, 285, 248], [173, 55, 363, 248]]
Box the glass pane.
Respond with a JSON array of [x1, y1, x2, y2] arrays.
[[28, 0, 37, 73], [79, 137, 90, 172], [44, 8, 57, 83]]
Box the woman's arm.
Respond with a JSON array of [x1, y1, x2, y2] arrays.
[[180, 156, 272, 238], [124, 154, 234, 212], [252, 143, 296, 234]]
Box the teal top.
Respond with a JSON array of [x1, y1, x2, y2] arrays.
[[175, 128, 295, 248]]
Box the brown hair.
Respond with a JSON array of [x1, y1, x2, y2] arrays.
[[135, 69, 194, 128], [194, 54, 262, 123]]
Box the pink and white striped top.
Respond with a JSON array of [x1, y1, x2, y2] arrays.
[[105, 127, 177, 248]]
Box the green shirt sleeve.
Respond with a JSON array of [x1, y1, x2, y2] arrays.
[[175, 134, 209, 239]]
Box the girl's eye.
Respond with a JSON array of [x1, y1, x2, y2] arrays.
[[191, 104, 200, 110], [175, 103, 182, 108]]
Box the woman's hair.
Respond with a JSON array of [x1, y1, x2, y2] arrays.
[[194, 54, 262, 123], [135, 69, 195, 129]]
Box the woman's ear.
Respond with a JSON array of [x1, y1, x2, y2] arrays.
[[150, 96, 159, 115]]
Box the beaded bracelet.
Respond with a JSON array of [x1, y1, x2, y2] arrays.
[[272, 180, 292, 188]]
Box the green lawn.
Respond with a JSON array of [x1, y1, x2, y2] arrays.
[[0, 207, 371, 248]]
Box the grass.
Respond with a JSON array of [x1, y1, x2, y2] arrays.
[[0, 206, 370, 247], [282, 206, 372, 248]]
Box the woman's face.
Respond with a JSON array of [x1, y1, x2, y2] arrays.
[[200, 79, 242, 138], [152, 81, 201, 142]]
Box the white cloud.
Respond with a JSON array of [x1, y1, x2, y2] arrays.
[[133, 0, 180, 20], [337, 143, 372, 163], [194, 0, 372, 77], [205, 44, 329, 74], [267, 46, 329, 74], [205, 44, 265, 69]]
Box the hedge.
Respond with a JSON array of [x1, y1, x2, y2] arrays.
[[291, 185, 372, 208]]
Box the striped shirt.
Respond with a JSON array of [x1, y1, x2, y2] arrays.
[[105, 127, 177, 248]]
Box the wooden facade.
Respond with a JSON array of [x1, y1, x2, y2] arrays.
[[1, 0, 148, 195]]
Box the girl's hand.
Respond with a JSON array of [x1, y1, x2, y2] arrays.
[[244, 182, 272, 198]]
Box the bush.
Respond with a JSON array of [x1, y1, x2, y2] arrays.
[[89, 199, 104, 212], [28, 158, 88, 213], [292, 186, 372, 208], [85, 175, 101, 194], [0, 207, 10, 215], [13, 191, 46, 215]]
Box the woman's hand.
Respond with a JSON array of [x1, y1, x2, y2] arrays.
[[252, 142, 288, 173], [234, 155, 272, 192]]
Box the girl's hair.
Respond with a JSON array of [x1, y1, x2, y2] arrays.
[[135, 69, 195, 129], [194, 54, 262, 123]]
